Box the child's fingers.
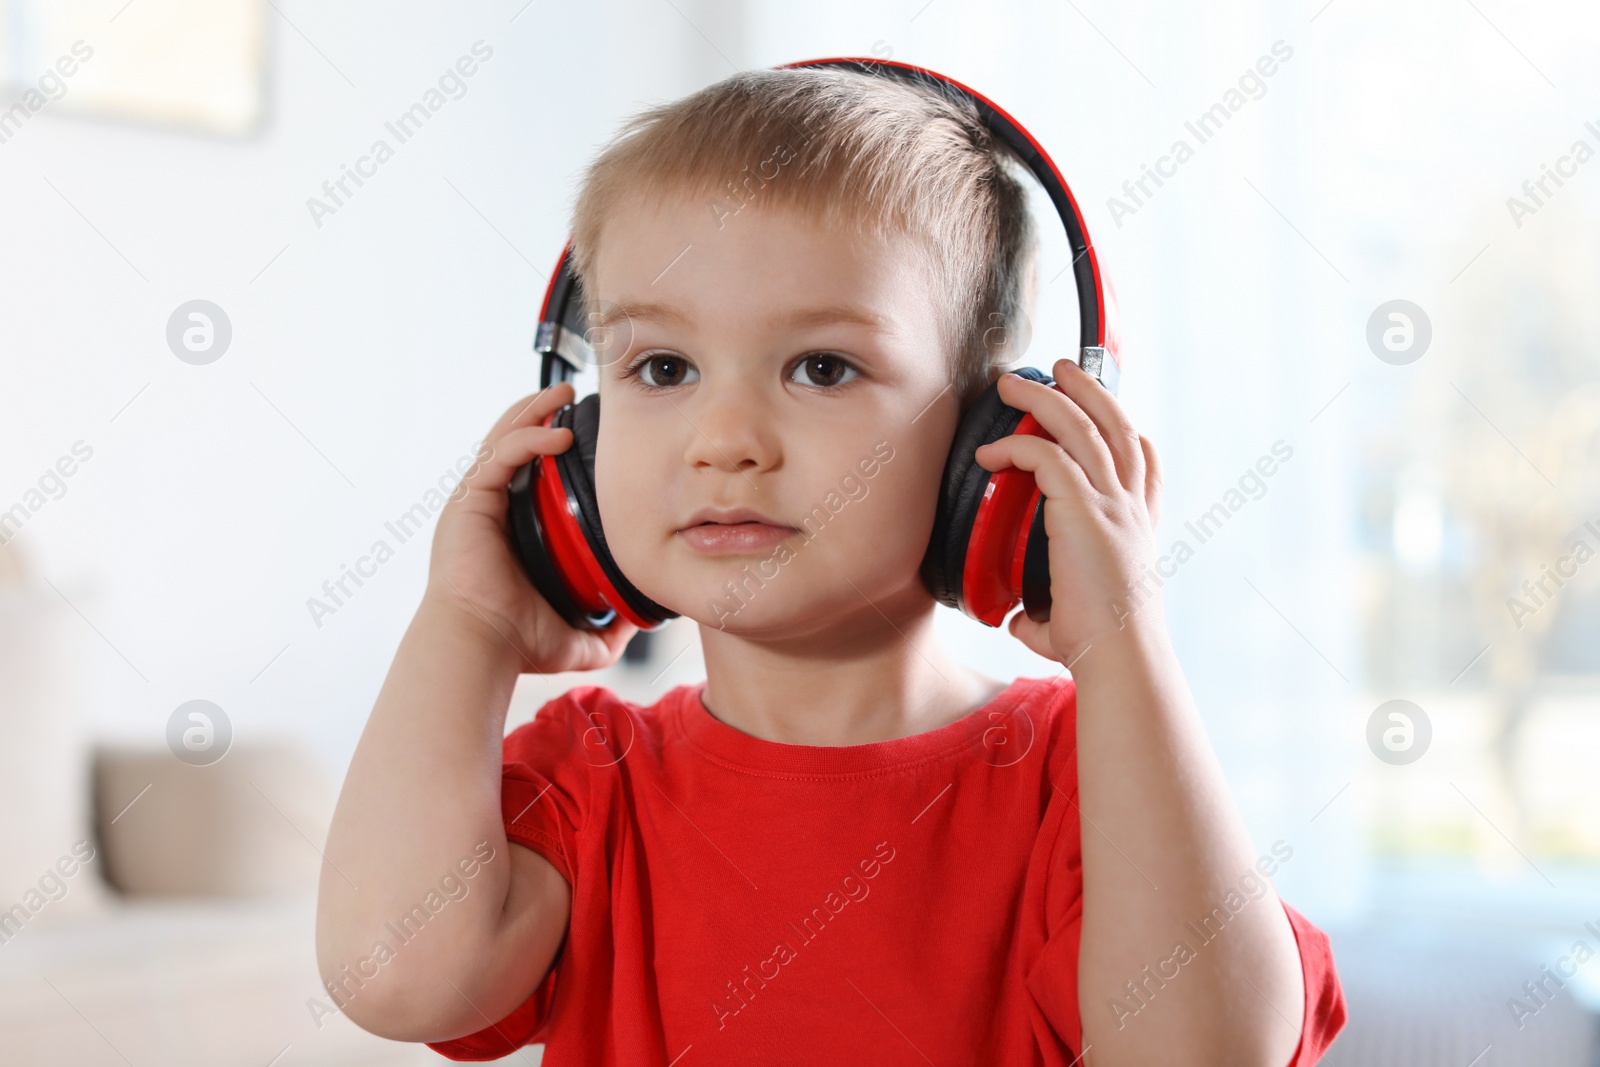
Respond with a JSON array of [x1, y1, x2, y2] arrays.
[[483, 381, 576, 445], [457, 424, 574, 496], [974, 432, 1097, 508], [559, 616, 639, 672], [990, 373, 1121, 497], [595, 618, 640, 659], [1048, 357, 1147, 491], [1141, 434, 1163, 528]]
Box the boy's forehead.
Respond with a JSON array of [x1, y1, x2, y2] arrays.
[[591, 191, 935, 334]]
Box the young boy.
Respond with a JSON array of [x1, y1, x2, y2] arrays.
[[315, 67, 1346, 1065]]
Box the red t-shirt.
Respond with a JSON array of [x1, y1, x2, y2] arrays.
[[426, 675, 1346, 1064]]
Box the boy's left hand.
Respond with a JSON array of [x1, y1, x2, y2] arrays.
[[973, 356, 1164, 666]]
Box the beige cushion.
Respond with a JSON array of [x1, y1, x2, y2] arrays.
[[94, 743, 334, 897]]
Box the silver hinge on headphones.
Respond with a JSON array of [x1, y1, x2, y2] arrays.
[[534, 321, 596, 370], [1079, 346, 1120, 397]]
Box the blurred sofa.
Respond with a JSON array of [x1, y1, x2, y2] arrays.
[[0, 542, 458, 1066]]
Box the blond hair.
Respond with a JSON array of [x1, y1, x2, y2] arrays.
[[567, 66, 1040, 408]]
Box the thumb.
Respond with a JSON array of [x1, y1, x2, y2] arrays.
[[1007, 610, 1056, 661], [578, 617, 641, 670]]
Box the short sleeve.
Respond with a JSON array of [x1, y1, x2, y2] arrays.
[[425, 693, 593, 1061], [1019, 674, 1347, 1064], [1280, 901, 1348, 1066], [1026, 893, 1348, 1065]]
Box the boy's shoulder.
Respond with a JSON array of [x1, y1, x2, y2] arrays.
[[504, 682, 680, 770], [973, 672, 1080, 778]]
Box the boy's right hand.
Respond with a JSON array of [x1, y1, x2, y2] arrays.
[[424, 381, 639, 675]]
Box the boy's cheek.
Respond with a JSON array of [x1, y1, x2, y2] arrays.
[[596, 439, 667, 529], [594, 453, 734, 617]]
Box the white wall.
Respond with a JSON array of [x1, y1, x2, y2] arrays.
[[0, 0, 727, 786]]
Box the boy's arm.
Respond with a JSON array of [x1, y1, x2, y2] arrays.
[[1069, 617, 1306, 1067], [315, 599, 570, 1042], [976, 361, 1307, 1067], [315, 383, 636, 1042]]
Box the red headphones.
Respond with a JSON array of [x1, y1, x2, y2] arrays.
[[506, 57, 1122, 633]]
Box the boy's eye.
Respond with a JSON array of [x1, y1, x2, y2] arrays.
[[790, 352, 859, 389], [628, 353, 699, 388]]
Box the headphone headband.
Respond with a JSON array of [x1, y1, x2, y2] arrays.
[[535, 56, 1121, 396]]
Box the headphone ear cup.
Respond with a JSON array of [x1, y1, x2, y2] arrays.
[[920, 366, 1053, 615], [555, 393, 677, 628], [507, 452, 594, 630]]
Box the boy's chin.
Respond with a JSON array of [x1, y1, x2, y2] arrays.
[[634, 576, 825, 637], [661, 574, 930, 639], [676, 590, 813, 636]]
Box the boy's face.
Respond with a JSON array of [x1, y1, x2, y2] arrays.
[[590, 191, 965, 639]]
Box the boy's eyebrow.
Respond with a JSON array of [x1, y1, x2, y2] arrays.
[[776, 304, 891, 332], [596, 299, 890, 333], [596, 299, 690, 331]]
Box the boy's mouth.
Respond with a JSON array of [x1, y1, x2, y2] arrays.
[[677, 507, 798, 554]]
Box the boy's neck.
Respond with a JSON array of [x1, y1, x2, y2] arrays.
[[696, 597, 1005, 747]]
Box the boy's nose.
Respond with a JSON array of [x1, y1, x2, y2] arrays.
[[679, 377, 780, 475]]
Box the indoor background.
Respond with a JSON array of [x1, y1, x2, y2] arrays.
[[1, 0, 1597, 1063]]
